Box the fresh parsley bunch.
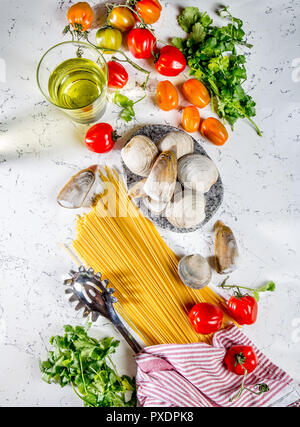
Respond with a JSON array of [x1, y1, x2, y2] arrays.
[[40, 323, 136, 407], [172, 6, 262, 135]]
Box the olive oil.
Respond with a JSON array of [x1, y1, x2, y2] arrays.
[[48, 58, 106, 109]]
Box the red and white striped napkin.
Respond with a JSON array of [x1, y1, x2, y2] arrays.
[[136, 325, 300, 407]]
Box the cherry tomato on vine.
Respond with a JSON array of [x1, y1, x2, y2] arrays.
[[182, 106, 200, 133], [127, 28, 156, 59], [189, 303, 223, 335], [227, 294, 258, 325], [155, 45, 186, 77], [182, 79, 210, 109], [96, 27, 122, 54], [156, 81, 179, 111], [108, 6, 136, 32], [200, 117, 229, 146], [224, 346, 258, 376], [135, 0, 162, 24], [67, 2, 94, 31], [85, 123, 118, 153], [107, 61, 129, 89]]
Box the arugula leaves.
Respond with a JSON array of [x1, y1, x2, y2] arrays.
[[40, 323, 136, 407], [172, 6, 262, 135], [113, 91, 146, 122]]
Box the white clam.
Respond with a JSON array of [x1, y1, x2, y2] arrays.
[[178, 154, 219, 193], [143, 197, 167, 215], [166, 190, 206, 229], [143, 151, 177, 202], [128, 179, 147, 199], [158, 131, 194, 159], [57, 165, 98, 209], [178, 254, 212, 289], [121, 135, 158, 177]]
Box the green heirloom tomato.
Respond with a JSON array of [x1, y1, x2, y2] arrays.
[[96, 27, 122, 54]]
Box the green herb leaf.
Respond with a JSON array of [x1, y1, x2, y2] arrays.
[[172, 6, 261, 135], [256, 281, 276, 294], [40, 323, 136, 407]]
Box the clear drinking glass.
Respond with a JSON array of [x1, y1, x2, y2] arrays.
[[37, 41, 108, 124]]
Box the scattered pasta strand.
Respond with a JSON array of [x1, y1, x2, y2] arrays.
[[72, 167, 231, 346]]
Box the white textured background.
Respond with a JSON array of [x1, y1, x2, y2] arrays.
[[0, 0, 299, 407]]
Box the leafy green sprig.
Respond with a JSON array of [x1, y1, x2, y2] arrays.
[[113, 91, 146, 122], [40, 323, 136, 407], [219, 277, 276, 302], [172, 6, 262, 135]]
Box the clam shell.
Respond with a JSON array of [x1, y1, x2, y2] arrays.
[[158, 131, 194, 159], [214, 220, 239, 274], [121, 135, 158, 177], [178, 154, 219, 193], [57, 165, 97, 209], [143, 151, 177, 202], [166, 190, 206, 229], [143, 197, 167, 215], [178, 254, 212, 289], [128, 179, 147, 199]]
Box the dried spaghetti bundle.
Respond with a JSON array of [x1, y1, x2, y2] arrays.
[[73, 167, 230, 346]]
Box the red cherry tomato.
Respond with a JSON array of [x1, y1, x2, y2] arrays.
[[224, 345, 258, 376], [227, 295, 258, 325], [200, 117, 229, 146], [182, 106, 200, 133], [189, 302, 223, 335], [85, 123, 117, 153], [107, 61, 128, 89], [127, 28, 156, 59], [155, 45, 186, 77], [136, 0, 162, 24]]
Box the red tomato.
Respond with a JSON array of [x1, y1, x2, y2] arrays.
[[224, 346, 258, 376], [85, 123, 117, 153], [182, 79, 210, 108], [200, 117, 229, 146], [136, 0, 162, 24], [107, 61, 128, 89], [67, 2, 94, 31], [182, 106, 200, 133], [189, 303, 223, 335], [227, 295, 258, 325], [156, 81, 179, 111], [155, 45, 186, 77], [127, 28, 156, 59]]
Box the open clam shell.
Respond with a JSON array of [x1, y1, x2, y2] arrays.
[[214, 220, 239, 274], [166, 190, 206, 229], [178, 154, 219, 193], [158, 131, 194, 160], [143, 151, 177, 203], [57, 165, 98, 209], [121, 135, 158, 177], [178, 254, 212, 289], [128, 178, 147, 199]]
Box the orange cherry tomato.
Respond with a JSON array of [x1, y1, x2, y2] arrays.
[[136, 0, 162, 24], [182, 79, 210, 109], [67, 2, 94, 31], [108, 6, 136, 32], [156, 81, 179, 111], [182, 106, 200, 133], [200, 117, 229, 146]]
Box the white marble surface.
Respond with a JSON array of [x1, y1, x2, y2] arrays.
[[0, 0, 299, 407]]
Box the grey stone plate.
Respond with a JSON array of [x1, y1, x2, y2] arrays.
[[123, 125, 224, 233]]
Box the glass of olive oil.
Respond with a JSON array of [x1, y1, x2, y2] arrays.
[[37, 41, 108, 124]]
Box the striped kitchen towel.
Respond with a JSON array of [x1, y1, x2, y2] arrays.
[[136, 325, 300, 407]]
